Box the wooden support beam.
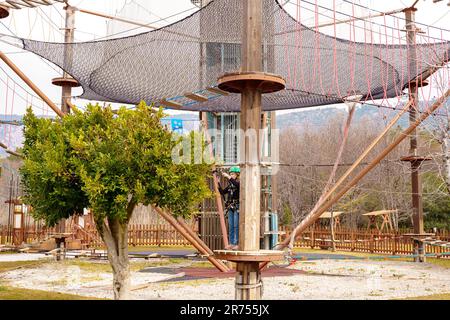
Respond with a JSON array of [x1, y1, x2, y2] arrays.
[[153, 206, 230, 273], [176, 216, 230, 272], [65, 98, 80, 113], [0, 51, 64, 118], [7, 0, 33, 8], [0, 0, 64, 10], [200, 113, 230, 249], [184, 92, 209, 102], [5, 149, 23, 158], [322, 100, 412, 200], [159, 98, 183, 109], [261, 91, 450, 270], [207, 87, 230, 96]]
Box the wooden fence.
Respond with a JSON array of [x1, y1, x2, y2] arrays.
[[279, 225, 450, 258], [1, 221, 449, 258], [0, 222, 196, 247]]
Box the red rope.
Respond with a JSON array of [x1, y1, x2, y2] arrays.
[[8, 83, 15, 147], [314, 0, 326, 96], [288, 102, 357, 249], [282, 6, 292, 88], [292, 0, 300, 90], [332, 0, 343, 98], [297, 0, 307, 92], [351, 1, 356, 94]]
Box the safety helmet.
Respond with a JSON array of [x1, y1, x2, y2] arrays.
[[230, 166, 240, 173]]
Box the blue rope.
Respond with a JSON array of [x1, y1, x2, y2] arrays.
[[292, 251, 450, 261]]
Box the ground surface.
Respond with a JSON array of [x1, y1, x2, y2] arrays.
[[0, 249, 449, 300]]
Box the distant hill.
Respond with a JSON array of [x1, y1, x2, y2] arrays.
[[275, 102, 444, 130], [1, 100, 446, 158]]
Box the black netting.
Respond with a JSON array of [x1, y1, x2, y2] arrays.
[[17, 0, 450, 111]]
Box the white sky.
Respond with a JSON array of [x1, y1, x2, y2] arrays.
[[0, 0, 448, 116]]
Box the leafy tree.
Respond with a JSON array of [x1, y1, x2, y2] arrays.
[[21, 103, 212, 299], [423, 172, 450, 230], [280, 202, 293, 226]]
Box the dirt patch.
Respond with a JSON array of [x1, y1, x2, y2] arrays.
[[1, 257, 449, 300]]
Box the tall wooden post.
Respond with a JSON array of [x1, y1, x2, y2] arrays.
[[51, 5, 79, 114], [215, 0, 285, 300], [61, 5, 76, 115], [51, 4, 80, 234], [236, 0, 263, 300], [403, 7, 428, 262]]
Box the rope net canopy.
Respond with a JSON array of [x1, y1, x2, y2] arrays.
[[10, 0, 450, 112]]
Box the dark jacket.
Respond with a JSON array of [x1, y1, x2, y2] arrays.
[[219, 178, 240, 208]]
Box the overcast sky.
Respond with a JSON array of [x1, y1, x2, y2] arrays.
[[0, 0, 448, 116]]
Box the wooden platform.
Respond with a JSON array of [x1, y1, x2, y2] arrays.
[[214, 250, 284, 262], [400, 156, 432, 162], [184, 92, 208, 102], [320, 211, 344, 218], [403, 233, 435, 239], [206, 87, 229, 96], [218, 72, 285, 94], [159, 98, 183, 109], [52, 77, 80, 87], [0, 6, 9, 19], [408, 78, 429, 87]]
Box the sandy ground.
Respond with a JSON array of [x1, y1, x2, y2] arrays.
[[0, 254, 449, 300], [0, 253, 50, 262]]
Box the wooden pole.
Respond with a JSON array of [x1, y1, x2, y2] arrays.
[[405, 7, 425, 263], [261, 89, 450, 269], [54, 4, 76, 234], [270, 112, 278, 215], [176, 216, 230, 271], [153, 207, 230, 272], [200, 113, 230, 249], [0, 51, 64, 117], [60, 5, 76, 115], [235, 0, 263, 300], [330, 211, 336, 252]]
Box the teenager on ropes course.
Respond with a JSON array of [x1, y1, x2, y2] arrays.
[[216, 166, 240, 250]]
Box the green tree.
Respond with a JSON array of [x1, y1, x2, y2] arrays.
[[280, 202, 293, 226], [423, 172, 450, 230], [21, 103, 212, 299]]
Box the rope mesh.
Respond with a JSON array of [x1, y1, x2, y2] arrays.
[[15, 0, 450, 111]]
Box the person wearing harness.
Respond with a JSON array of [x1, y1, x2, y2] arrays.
[[216, 166, 240, 250]]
